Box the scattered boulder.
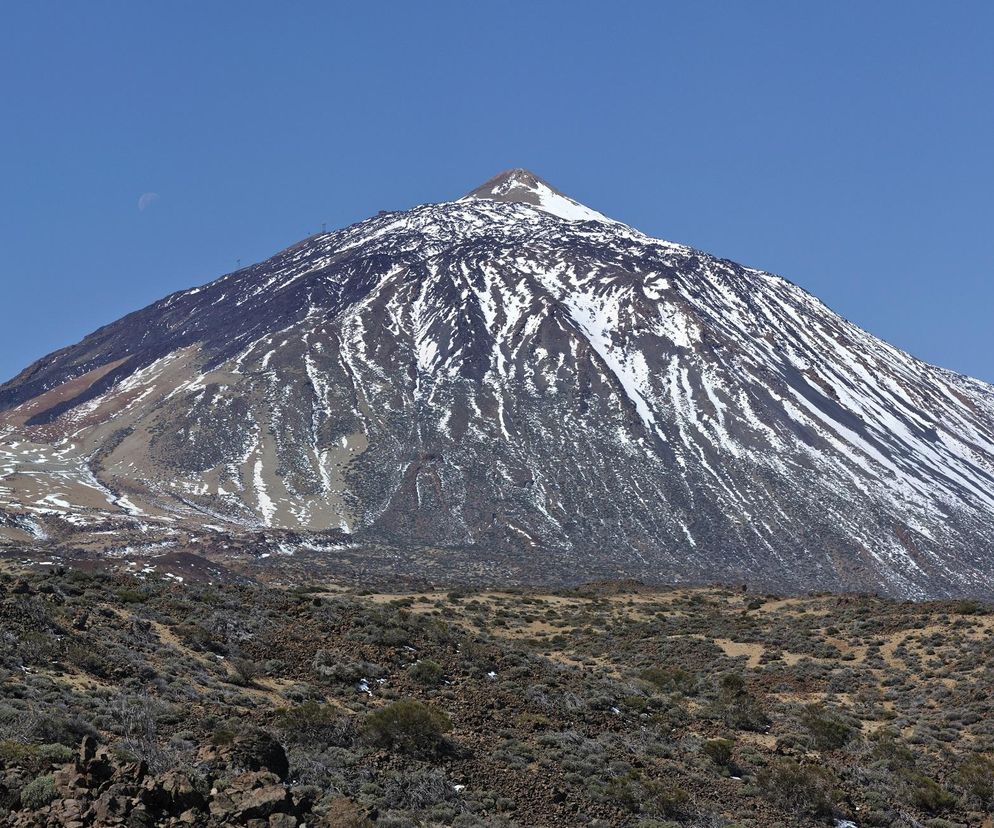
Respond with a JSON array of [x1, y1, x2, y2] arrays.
[[236, 783, 290, 821], [91, 789, 129, 823], [317, 798, 376, 828]]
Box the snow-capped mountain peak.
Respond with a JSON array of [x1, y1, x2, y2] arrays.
[[462, 168, 617, 224], [1, 171, 993, 599]]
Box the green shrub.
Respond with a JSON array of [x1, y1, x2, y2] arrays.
[[642, 778, 690, 818], [312, 650, 383, 684], [703, 738, 734, 767], [758, 759, 837, 817], [228, 657, 262, 686], [515, 712, 551, 730], [0, 742, 39, 764], [20, 775, 57, 809], [956, 753, 994, 806], [800, 703, 856, 750], [361, 699, 451, 755], [905, 773, 958, 814], [639, 666, 693, 693], [602, 772, 641, 811], [869, 729, 916, 771], [210, 725, 237, 748], [116, 588, 147, 604], [951, 599, 985, 615], [714, 673, 769, 732], [37, 743, 74, 764], [274, 702, 353, 748], [409, 659, 444, 686], [175, 623, 227, 655], [602, 771, 689, 818], [0, 742, 73, 769]]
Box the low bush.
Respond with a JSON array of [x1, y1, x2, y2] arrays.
[[19, 775, 57, 809], [361, 698, 451, 755], [602, 771, 689, 818], [639, 666, 693, 693], [703, 738, 734, 768], [274, 701, 354, 748], [714, 673, 769, 732], [228, 657, 262, 686], [905, 772, 958, 814], [869, 729, 916, 771], [409, 659, 444, 686], [312, 650, 382, 685], [758, 759, 837, 817], [956, 753, 994, 806], [800, 703, 856, 750]]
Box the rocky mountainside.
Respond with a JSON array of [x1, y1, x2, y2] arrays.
[[1, 169, 993, 597]]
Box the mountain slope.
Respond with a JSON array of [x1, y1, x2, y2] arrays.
[[2, 169, 993, 597]]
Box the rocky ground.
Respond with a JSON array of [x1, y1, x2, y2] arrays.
[[1, 564, 994, 826], [2, 733, 336, 827]]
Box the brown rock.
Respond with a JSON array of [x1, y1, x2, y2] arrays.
[[52, 798, 87, 824], [208, 792, 237, 819], [318, 798, 374, 828], [289, 785, 320, 813], [114, 760, 148, 786], [235, 784, 290, 821], [92, 790, 129, 824], [53, 769, 88, 793], [139, 778, 170, 812], [159, 769, 204, 813], [227, 771, 280, 794]]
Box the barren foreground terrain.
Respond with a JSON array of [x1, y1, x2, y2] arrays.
[[1, 564, 994, 826]]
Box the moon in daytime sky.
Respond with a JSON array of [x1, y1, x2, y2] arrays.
[[138, 192, 160, 212]]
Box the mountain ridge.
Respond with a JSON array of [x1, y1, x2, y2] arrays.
[[1, 171, 993, 598]]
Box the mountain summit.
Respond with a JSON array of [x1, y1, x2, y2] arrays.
[[463, 168, 616, 223], [1, 172, 993, 597]]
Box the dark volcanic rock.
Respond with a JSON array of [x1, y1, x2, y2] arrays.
[[5, 738, 307, 827], [200, 730, 289, 781]]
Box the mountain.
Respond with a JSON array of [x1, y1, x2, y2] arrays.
[[1, 169, 993, 597]]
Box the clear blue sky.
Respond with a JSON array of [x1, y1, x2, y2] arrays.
[[2, 2, 992, 383]]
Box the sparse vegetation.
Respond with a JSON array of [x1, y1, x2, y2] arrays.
[[758, 759, 837, 817], [703, 737, 735, 769], [19, 774, 57, 809], [409, 658, 444, 686], [799, 702, 856, 750], [0, 565, 992, 825], [360, 698, 451, 755]]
